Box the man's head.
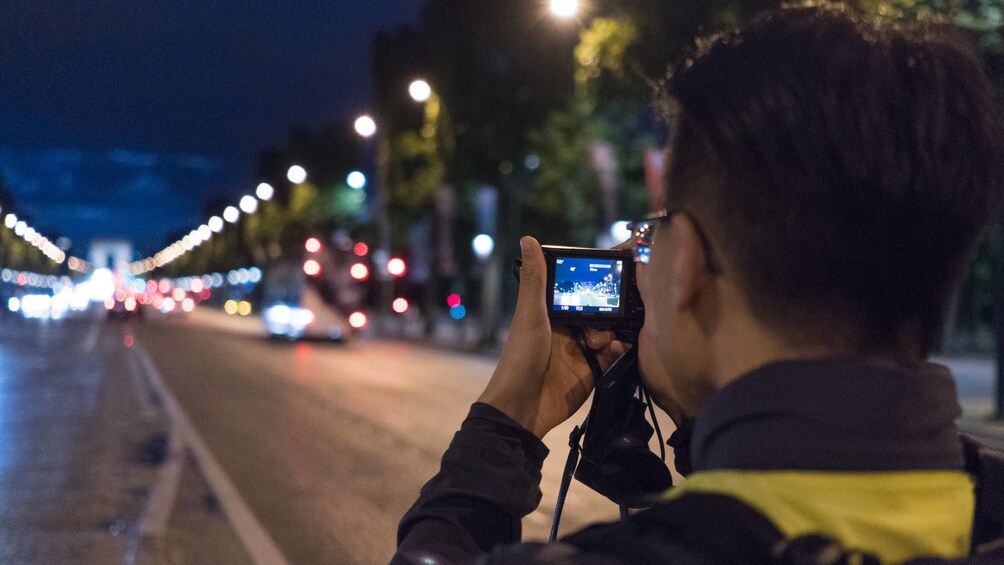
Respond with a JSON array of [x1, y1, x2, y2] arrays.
[[637, 4, 1004, 415]]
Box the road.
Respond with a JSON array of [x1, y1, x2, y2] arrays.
[[4, 308, 1002, 564], [128, 311, 625, 564]]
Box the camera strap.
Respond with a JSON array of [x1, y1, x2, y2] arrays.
[[549, 329, 673, 541]]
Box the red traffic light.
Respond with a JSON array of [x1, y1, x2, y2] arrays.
[[303, 259, 321, 276], [387, 257, 406, 277], [305, 237, 322, 253], [353, 242, 369, 256], [447, 293, 462, 308]]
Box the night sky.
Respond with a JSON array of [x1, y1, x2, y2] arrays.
[[0, 1, 423, 254]]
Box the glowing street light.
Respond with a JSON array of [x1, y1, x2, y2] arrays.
[[198, 224, 212, 240], [223, 206, 240, 223], [239, 195, 258, 214], [354, 115, 377, 138], [208, 216, 224, 233], [408, 79, 432, 103], [472, 234, 495, 260], [287, 165, 307, 184], [256, 182, 275, 201], [346, 171, 366, 190], [549, 0, 579, 18], [4, 214, 15, 229]]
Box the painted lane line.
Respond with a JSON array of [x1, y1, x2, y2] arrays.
[[82, 318, 102, 353], [135, 343, 290, 565], [138, 419, 184, 539], [126, 351, 158, 421]]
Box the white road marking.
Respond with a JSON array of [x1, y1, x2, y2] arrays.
[[134, 342, 290, 565], [126, 351, 158, 421], [82, 319, 101, 353]]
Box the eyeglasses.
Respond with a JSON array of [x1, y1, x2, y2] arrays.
[[627, 208, 719, 272]]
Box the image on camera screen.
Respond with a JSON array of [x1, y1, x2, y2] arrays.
[[552, 256, 623, 314]]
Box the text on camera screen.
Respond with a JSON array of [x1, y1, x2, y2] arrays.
[[552, 256, 623, 314]]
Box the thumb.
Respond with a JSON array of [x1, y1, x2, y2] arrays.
[[512, 236, 548, 329]]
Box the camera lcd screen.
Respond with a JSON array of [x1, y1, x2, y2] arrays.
[[552, 256, 623, 315]]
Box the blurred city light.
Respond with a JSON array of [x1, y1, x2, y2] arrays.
[[472, 234, 494, 259], [223, 206, 240, 223], [208, 216, 224, 233], [549, 0, 579, 18], [447, 293, 462, 308], [287, 165, 308, 184], [524, 154, 541, 171], [450, 305, 467, 320], [239, 195, 258, 214], [347, 171, 366, 190], [198, 224, 212, 240], [303, 259, 321, 276], [305, 237, 322, 253], [354, 115, 377, 138], [256, 182, 275, 201], [4, 214, 15, 228], [237, 301, 252, 316], [387, 257, 406, 277], [392, 297, 409, 314], [350, 263, 369, 280], [409, 79, 432, 103], [181, 298, 196, 312], [349, 311, 368, 329], [354, 242, 369, 256], [610, 220, 632, 244], [224, 300, 238, 315]]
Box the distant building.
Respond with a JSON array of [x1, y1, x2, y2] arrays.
[[88, 239, 133, 272]]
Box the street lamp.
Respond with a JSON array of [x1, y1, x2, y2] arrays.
[[208, 216, 224, 233], [239, 195, 258, 214], [256, 182, 275, 201], [354, 115, 377, 138], [347, 171, 366, 190], [549, 0, 579, 18], [223, 206, 240, 223], [408, 79, 432, 103], [287, 165, 307, 184], [472, 234, 494, 260]]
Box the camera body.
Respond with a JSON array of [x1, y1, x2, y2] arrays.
[[541, 245, 644, 330]]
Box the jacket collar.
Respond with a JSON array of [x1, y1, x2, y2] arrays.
[[690, 357, 964, 472]]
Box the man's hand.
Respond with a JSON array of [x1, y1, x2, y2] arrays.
[[477, 236, 626, 438]]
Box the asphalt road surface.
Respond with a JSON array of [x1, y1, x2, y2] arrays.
[[128, 312, 629, 565]]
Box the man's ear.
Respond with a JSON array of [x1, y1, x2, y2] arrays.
[[668, 215, 713, 313]]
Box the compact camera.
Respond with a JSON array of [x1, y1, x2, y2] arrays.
[[539, 245, 644, 330]]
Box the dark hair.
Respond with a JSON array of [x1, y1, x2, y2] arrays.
[[663, 4, 1004, 354]]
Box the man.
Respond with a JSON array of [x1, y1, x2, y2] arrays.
[[395, 4, 1004, 564]]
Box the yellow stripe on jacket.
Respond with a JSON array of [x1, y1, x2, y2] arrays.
[[665, 470, 974, 564]]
